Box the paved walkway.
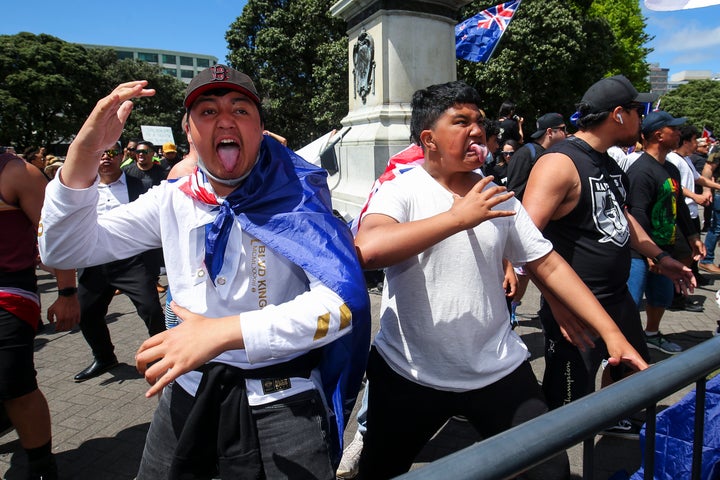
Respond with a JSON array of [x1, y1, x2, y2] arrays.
[[2, 263, 719, 479]]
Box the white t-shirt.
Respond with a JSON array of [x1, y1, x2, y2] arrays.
[[364, 167, 552, 392], [666, 151, 699, 219]]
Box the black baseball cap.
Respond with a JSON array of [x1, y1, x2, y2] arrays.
[[580, 75, 657, 114], [184, 64, 260, 109], [530, 113, 565, 139]]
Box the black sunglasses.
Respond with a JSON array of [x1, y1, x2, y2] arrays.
[[623, 103, 649, 117], [502, 151, 514, 156], [126, 147, 137, 152], [103, 149, 119, 158], [135, 149, 151, 155]]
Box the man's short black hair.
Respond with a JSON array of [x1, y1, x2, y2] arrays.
[[410, 81, 483, 146], [679, 124, 700, 146], [137, 140, 154, 151], [484, 118, 500, 140]]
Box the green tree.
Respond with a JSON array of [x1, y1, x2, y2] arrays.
[[98, 55, 187, 148], [0, 33, 188, 153], [660, 80, 720, 134], [226, 0, 348, 149], [0, 32, 107, 150], [588, 0, 652, 89]]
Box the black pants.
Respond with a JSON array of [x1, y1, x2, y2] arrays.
[[78, 255, 165, 362], [358, 348, 570, 479], [539, 291, 649, 410]]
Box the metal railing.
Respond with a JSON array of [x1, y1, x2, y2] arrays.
[[397, 335, 720, 480]]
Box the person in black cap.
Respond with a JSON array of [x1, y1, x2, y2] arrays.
[[506, 112, 567, 201], [521, 75, 694, 436], [38, 65, 371, 479], [625, 110, 705, 355]]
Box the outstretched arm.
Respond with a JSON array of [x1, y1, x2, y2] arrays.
[[528, 252, 648, 372], [522, 152, 597, 349], [626, 210, 696, 294], [355, 175, 515, 269]]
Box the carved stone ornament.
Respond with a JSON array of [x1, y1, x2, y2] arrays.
[[352, 29, 376, 104]]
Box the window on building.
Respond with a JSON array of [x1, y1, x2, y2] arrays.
[[181, 70, 195, 79], [180, 56, 194, 66], [116, 51, 134, 60], [163, 68, 178, 76], [138, 52, 159, 63], [197, 58, 210, 68], [162, 54, 177, 64]]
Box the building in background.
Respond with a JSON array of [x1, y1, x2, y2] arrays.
[[82, 44, 218, 84], [668, 70, 720, 90], [649, 63, 670, 96]]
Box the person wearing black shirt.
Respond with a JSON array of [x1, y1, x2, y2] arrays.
[[626, 111, 705, 355], [523, 76, 693, 420], [506, 113, 567, 201], [496, 100, 524, 145]]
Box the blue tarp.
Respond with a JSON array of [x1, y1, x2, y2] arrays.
[[631, 374, 720, 480]]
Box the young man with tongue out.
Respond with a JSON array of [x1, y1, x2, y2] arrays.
[[38, 65, 370, 479], [353, 81, 647, 479]]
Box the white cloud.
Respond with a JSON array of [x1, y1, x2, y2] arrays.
[[667, 51, 713, 65], [657, 25, 720, 51]]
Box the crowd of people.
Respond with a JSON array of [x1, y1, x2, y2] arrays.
[[1, 65, 719, 480]]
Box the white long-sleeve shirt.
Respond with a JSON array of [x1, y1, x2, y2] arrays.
[[39, 173, 350, 403]]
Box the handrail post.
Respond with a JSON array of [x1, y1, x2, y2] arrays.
[[644, 404, 656, 480], [582, 438, 594, 480], [692, 377, 706, 480]]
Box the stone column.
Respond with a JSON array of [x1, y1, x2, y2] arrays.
[[329, 0, 471, 218]]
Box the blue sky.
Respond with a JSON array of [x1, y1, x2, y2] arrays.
[[642, 3, 720, 76], [3, 1, 720, 78]]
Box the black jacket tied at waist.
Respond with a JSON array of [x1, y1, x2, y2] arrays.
[[169, 350, 321, 480]]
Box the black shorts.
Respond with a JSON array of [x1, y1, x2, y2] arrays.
[[0, 307, 38, 400]]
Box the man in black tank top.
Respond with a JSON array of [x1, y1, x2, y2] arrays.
[[521, 75, 695, 414]]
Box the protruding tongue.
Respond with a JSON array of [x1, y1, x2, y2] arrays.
[[470, 144, 488, 165], [217, 144, 240, 172]]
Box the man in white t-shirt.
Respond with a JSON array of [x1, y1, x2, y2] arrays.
[[354, 81, 647, 479], [667, 125, 720, 298]]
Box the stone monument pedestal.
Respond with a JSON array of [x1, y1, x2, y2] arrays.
[[329, 0, 471, 218]]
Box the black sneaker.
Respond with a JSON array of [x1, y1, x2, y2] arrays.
[[600, 419, 641, 440]]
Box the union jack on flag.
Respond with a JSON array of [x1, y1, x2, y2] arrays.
[[456, 0, 522, 63]]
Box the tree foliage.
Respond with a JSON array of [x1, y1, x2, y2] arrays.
[[660, 80, 720, 134], [99, 56, 186, 147], [0, 33, 107, 149], [588, 0, 652, 89], [226, 0, 348, 149], [0, 33, 187, 153]]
